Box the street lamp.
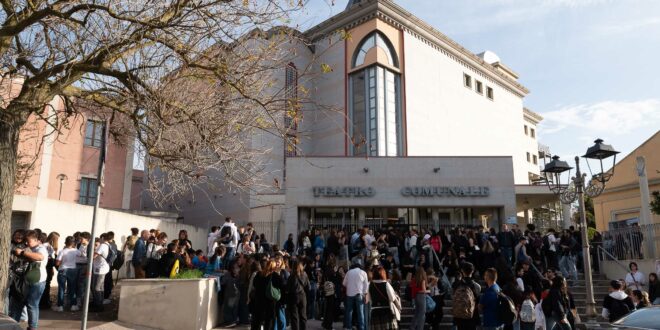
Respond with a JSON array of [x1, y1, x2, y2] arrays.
[[541, 138, 619, 320]]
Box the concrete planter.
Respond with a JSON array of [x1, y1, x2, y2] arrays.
[[118, 278, 219, 330]]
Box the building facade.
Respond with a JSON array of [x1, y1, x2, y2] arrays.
[[147, 0, 556, 238], [593, 130, 660, 230]]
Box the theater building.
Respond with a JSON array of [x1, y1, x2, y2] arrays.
[[159, 0, 557, 239]]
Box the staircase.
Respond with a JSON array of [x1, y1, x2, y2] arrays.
[[397, 272, 612, 329]]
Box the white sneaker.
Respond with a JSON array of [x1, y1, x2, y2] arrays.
[[70, 305, 80, 312], [52, 306, 64, 312], [103, 299, 111, 305]]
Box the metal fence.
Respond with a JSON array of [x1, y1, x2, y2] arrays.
[[600, 223, 660, 260], [250, 219, 284, 245]]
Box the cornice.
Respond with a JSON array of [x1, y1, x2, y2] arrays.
[[523, 107, 544, 124], [304, 0, 530, 98]]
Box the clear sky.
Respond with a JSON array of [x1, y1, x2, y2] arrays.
[[297, 0, 660, 163]]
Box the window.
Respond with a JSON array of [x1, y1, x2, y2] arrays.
[[533, 155, 538, 165], [475, 80, 483, 94], [79, 178, 98, 205], [463, 73, 472, 89], [486, 86, 494, 100], [524, 125, 528, 135], [284, 63, 298, 130], [526, 152, 531, 162], [352, 32, 399, 68], [350, 32, 402, 157], [84, 120, 105, 147], [530, 128, 536, 138]]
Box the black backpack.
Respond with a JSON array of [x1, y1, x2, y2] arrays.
[[105, 243, 118, 266], [113, 251, 125, 270], [219, 225, 233, 245], [497, 292, 518, 324]]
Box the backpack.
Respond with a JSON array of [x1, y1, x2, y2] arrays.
[[219, 225, 233, 245], [609, 297, 631, 321], [105, 243, 118, 266], [497, 292, 518, 324], [323, 280, 335, 296], [541, 297, 553, 318], [520, 299, 536, 323], [452, 284, 476, 319], [531, 236, 544, 250], [113, 251, 125, 270], [542, 235, 551, 251], [169, 259, 180, 278], [266, 276, 281, 302]]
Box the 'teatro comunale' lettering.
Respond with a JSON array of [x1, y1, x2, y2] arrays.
[[401, 186, 490, 197], [313, 186, 376, 197]]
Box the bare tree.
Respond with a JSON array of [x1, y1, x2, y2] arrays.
[[0, 0, 341, 311]]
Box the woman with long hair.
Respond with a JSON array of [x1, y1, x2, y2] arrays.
[[409, 266, 428, 330], [260, 259, 286, 330], [631, 289, 651, 309], [370, 266, 400, 329], [54, 236, 80, 311], [237, 258, 254, 325], [40, 231, 60, 308], [287, 259, 310, 330], [545, 276, 573, 330]]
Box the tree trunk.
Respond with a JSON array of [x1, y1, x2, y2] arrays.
[[0, 119, 19, 312]]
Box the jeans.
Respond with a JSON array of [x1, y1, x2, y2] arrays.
[[307, 281, 317, 319], [274, 306, 286, 330], [501, 247, 513, 266], [344, 294, 365, 330], [75, 264, 88, 306], [559, 255, 577, 280], [224, 247, 235, 268], [9, 281, 46, 329], [57, 268, 78, 307], [410, 293, 427, 330], [91, 274, 106, 311]]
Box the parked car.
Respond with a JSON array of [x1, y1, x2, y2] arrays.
[[0, 313, 21, 330], [610, 307, 660, 330]]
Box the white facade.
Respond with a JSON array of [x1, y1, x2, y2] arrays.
[[154, 0, 553, 235]]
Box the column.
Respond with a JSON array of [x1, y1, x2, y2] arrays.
[[562, 203, 572, 229], [431, 208, 439, 232], [636, 156, 654, 257]]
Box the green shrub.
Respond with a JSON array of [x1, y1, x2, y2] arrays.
[[173, 269, 203, 279]]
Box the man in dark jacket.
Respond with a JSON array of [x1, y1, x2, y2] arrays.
[[497, 224, 515, 266]]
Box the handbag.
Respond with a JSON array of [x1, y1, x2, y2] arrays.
[[266, 276, 281, 301], [425, 294, 436, 312]]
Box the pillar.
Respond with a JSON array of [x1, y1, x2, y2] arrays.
[[562, 203, 572, 229], [636, 156, 654, 257]]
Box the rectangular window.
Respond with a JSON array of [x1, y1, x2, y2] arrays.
[[475, 80, 483, 94], [285, 134, 297, 157], [524, 125, 528, 135], [530, 128, 536, 138], [463, 73, 472, 89], [84, 120, 105, 147], [486, 86, 494, 100], [533, 155, 538, 165], [79, 178, 98, 205], [526, 152, 531, 162]]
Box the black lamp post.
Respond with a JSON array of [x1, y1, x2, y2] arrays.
[[541, 139, 619, 320]]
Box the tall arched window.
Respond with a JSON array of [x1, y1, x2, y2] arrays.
[[285, 63, 298, 157], [349, 32, 402, 156]]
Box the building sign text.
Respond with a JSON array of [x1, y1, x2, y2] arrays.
[[401, 186, 489, 197], [313, 186, 375, 197]]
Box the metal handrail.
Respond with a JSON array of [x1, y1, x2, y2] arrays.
[[597, 245, 629, 274]]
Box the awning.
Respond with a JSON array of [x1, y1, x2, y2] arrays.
[[515, 184, 558, 212]]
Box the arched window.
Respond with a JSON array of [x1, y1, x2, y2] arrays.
[[349, 32, 402, 157], [352, 32, 399, 69]]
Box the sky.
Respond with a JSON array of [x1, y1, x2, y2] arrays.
[[296, 0, 660, 163]]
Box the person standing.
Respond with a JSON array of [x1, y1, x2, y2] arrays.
[[343, 259, 369, 330], [103, 232, 118, 303], [122, 228, 139, 278], [287, 260, 310, 330], [544, 229, 558, 270], [409, 266, 428, 330], [479, 268, 503, 330], [91, 238, 111, 312], [452, 262, 481, 330], [322, 267, 339, 330], [558, 231, 578, 281], [132, 230, 149, 279], [497, 225, 515, 266], [219, 217, 239, 264], [74, 232, 91, 310], [54, 236, 80, 312], [8, 230, 48, 329], [40, 231, 59, 309], [207, 226, 220, 257], [369, 266, 400, 330], [543, 276, 573, 330]]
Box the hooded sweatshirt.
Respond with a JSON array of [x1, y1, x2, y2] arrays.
[[602, 290, 635, 322]]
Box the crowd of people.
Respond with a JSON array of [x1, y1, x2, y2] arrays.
[[5, 219, 659, 330]]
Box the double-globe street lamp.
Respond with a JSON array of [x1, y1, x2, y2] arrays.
[[541, 139, 619, 319]]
